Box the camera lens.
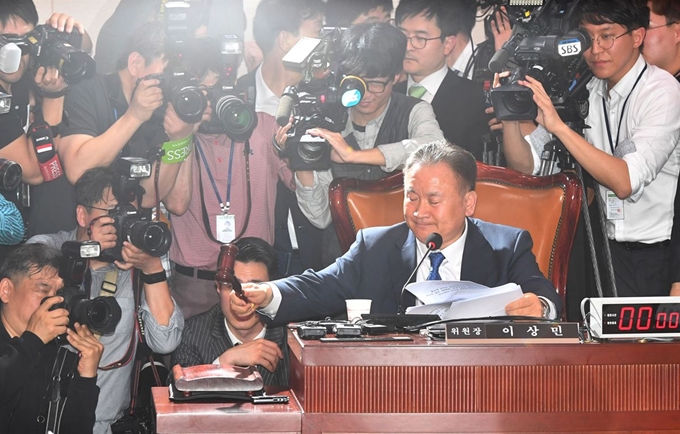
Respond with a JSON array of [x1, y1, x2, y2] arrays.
[[126, 220, 172, 257], [172, 86, 207, 124], [71, 296, 122, 335], [215, 95, 258, 141], [44, 40, 95, 84], [0, 158, 22, 191], [502, 90, 534, 115], [299, 142, 325, 164]]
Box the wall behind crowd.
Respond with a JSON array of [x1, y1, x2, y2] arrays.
[[33, 0, 486, 61]]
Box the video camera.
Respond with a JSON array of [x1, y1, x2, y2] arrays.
[[43, 241, 122, 344], [275, 31, 367, 171], [0, 159, 22, 192], [9, 24, 96, 85], [101, 157, 173, 262], [486, 0, 593, 122]]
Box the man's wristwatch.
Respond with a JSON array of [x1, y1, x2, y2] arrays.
[[140, 270, 167, 284]]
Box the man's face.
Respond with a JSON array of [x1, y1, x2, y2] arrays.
[[219, 260, 270, 333], [581, 21, 644, 87], [399, 13, 451, 81], [353, 75, 395, 120], [352, 6, 392, 25], [404, 162, 477, 250], [0, 266, 62, 336], [642, 6, 680, 73], [135, 56, 168, 80], [0, 16, 35, 86]]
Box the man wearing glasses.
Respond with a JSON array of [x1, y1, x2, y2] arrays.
[[641, 0, 680, 296], [276, 22, 443, 265], [394, 0, 489, 160], [502, 0, 680, 298]]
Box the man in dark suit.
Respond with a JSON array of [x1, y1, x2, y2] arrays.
[[230, 142, 561, 324], [394, 0, 489, 161], [171, 237, 289, 387]]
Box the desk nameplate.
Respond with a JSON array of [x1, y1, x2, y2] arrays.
[[445, 322, 579, 344]]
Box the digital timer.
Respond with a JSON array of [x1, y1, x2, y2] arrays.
[[586, 297, 680, 339]]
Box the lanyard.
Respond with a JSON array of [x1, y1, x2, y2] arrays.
[[195, 136, 237, 214], [602, 63, 647, 154]]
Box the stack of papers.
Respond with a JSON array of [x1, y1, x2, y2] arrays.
[[405, 281, 523, 320]]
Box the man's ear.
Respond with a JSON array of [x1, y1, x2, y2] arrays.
[[443, 35, 456, 57], [127, 51, 145, 77], [632, 27, 645, 49], [277, 30, 294, 53], [464, 190, 477, 217], [76, 205, 88, 229], [0, 278, 14, 304]]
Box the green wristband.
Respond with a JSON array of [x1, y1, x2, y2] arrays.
[[161, 135, 193, 164]]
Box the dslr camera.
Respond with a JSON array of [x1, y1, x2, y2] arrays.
[[43, 241, 122, 344], [101, 157, 173, 262], [20, 24, 95, 85], [275, 31, 367, 171], [486, 0, 593, 122]]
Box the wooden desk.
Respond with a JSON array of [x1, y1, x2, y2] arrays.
[[153, 387, 302, 434], [288, 332, 680, 433]]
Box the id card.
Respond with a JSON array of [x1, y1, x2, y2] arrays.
[[606, 190, 624, 220], [216, 214, 236, 243]]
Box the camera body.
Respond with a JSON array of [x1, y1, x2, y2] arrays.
[[200, 82, 258, 142], [45, 241, 122, 344], [486, 0, 592, 122], [24, 25, 95, 85], [101, 157, 172, 262]]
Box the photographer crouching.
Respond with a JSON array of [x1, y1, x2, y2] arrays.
[[0, 243, 103, 434], [27, 166, 184, 434]]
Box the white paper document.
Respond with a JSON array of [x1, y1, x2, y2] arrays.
[[404, 281, 524, 320]]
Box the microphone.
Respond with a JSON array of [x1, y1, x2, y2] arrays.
[[398, 232, 443, 315], [275, 86, 297, 127], [488, 29, 523, 73]]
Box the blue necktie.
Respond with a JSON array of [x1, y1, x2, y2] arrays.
[[427, 252, 445, 281]]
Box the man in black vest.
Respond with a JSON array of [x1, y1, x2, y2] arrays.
[[394, 0, 489, 161], [274, 22, 444, 265]]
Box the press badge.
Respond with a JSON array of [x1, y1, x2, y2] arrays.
[[606, 191, 624, 220], [216, 214, 236, 243]]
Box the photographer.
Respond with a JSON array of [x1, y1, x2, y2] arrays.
[[0, 243, 103, 434], [36, 21, 202, 237], [501, 0, 680, 297], [164, 37, 294, 319], [276, 22, 443, 265], [27, 166, 184, 434], [0, 3, 91, 237]]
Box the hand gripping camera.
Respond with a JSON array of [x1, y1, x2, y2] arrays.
[[43, 241, 122, 344], [101, 158, 173, 262]]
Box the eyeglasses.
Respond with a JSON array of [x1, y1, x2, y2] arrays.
[[648, 22, 678, 31], [403, 34, 443, 50], [84, 204, 117, 214], [590, 29, 634, 50], [362, 78, 392, 94]]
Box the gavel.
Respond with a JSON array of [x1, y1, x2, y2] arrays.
[[215, 243, 245, 299]]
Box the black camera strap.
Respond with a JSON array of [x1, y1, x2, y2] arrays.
[[42, 346, 78, 434], [195, 136, 252, 244], [602, 63, 647, 154]]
